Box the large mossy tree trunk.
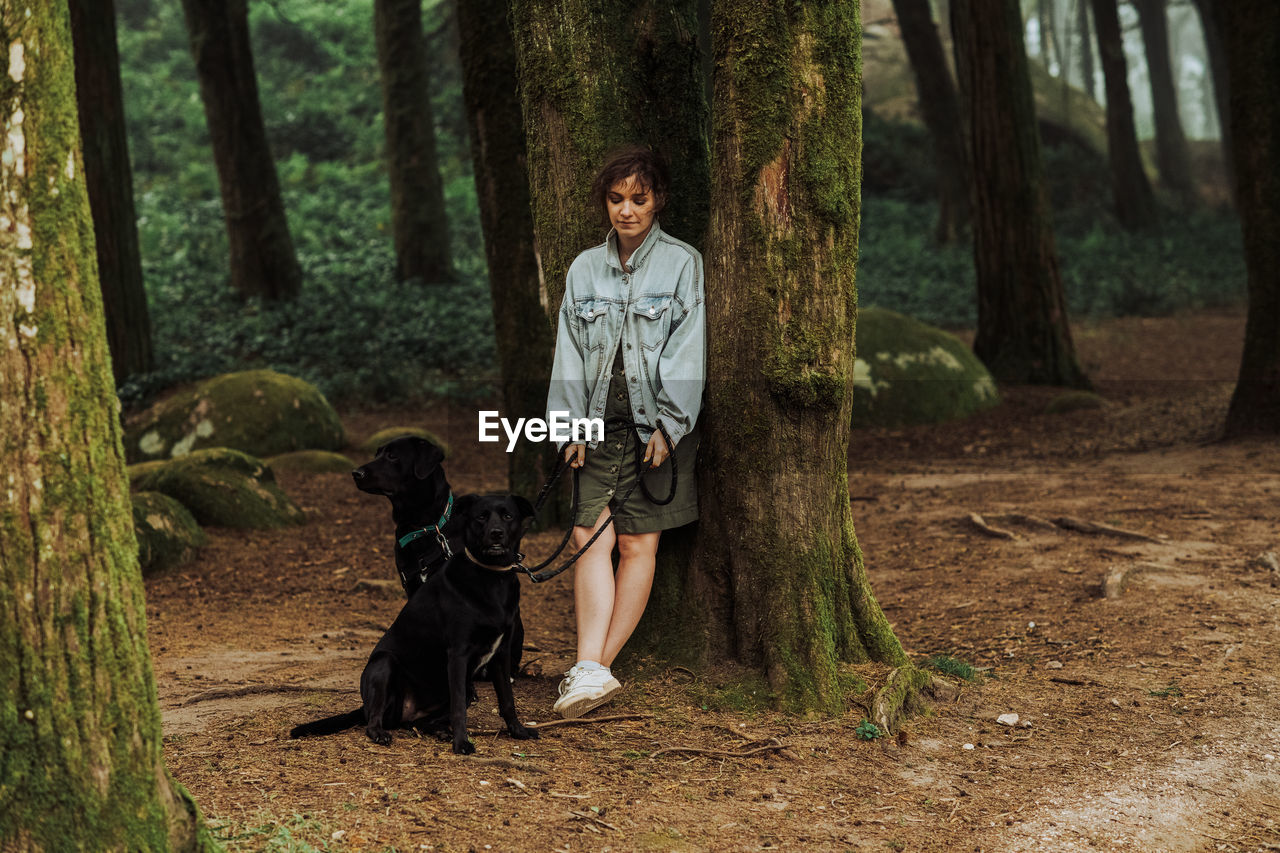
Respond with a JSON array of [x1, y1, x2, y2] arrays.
[[1090, 0, 1157, 230], [456, 0, 559, 513], [643, 0, 925, 718], [0, 3, 212, 848], [1215, 2, 1280, 437], [179, 0, 302, 301], [68, 0, 152, 385], [509, 0, 711, 304], [952, 0, 1089, 388], [892, 0, 971, 243], [1131, 0, 1196, 206], [375, 0, 453, 284]]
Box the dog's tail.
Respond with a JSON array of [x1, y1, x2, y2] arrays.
[[289, 707, 365, 739]]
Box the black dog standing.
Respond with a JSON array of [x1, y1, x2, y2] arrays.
[[351, 435, 523, 674], [290, 494, 539, 754]]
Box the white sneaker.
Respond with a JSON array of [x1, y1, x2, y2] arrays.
[[552, 665, 621, 719]]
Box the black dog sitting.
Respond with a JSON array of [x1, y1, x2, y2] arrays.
[[352, 435, 524, 676], [290, 494, 539, 753]]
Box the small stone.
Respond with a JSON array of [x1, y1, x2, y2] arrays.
[[1046, 660, 1064, 669], [1265, 754, 1276, 761], [997, 713, 1020, 726], [962, 743, 975, 750]]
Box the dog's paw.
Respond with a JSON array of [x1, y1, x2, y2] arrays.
[[452, 738, 476, 755], [367, 729, 393, 746], [508, 724, 539, 741]]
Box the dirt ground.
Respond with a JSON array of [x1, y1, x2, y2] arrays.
[[149, 309, 1280, 852]]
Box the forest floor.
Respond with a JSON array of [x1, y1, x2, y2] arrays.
[[150, 308, 1280, 853]]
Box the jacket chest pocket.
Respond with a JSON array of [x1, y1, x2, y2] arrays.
[[573, 299, 611, 352], [631, 296, 673, 351]]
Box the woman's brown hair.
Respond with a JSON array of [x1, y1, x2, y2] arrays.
[[590, 145, 669, 224]]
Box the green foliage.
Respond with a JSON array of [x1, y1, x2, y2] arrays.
[[854, 719, 883, 740], [212, 812, 335, 852], [1148, 681, 1183, 698], [922, 655, 977, 681]]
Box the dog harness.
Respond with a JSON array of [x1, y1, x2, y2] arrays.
[[396, 492, 456, 590]]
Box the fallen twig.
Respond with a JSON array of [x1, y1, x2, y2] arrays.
[[1051, 515, 1163, 544], [965, 512, 1018, 540], [650, 738, 786, 760], [998, 512, 1059, 531], [568, 810, 620, 832], [470, 713, 651, 738], [459, 756, 546, 774], [180, 684, 351, 705]]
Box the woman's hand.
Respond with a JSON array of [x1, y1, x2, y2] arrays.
[[564, 443, 586, 469], [643, 431, 669, 469]]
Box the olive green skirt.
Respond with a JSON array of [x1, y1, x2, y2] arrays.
[[574, 359, 699, 534]]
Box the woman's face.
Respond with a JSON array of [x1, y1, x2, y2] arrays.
[[606, 174, 659, 244]]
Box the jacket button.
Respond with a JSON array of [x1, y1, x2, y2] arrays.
[[649, 307, 655, 315], [586, 311, 593, 318]]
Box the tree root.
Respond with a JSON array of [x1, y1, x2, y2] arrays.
[[961, 512, 1164, 544], [870, 666, 950, 734], [180, 684, 351, 705], [650, 738, 786, 760], [965, 512, 1018, 540]]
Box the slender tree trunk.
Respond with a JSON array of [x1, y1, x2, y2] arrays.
[[456, 0, 559, 512], [1191, 0, 1234, 205], [0, 3, 212, 848], [179, 0, 303, 300], [1091, 0, 1157, 229], [893, 0, 971, 243], [1215, 3, 1280, 437], [644, 0, 923, 717], [1077, 0, 1096, 99], [509, 0, 710, 309], [375, 0, 453, 283], [952, 0, 1090, 388], [1131, 0, 1196, 205], [68, 0, 152, 385]]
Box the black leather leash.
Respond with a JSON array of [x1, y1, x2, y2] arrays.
[[517, 418, 677, 584]]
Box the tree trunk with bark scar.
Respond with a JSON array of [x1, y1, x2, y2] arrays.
[[638, 0, 926, 717], [456, 0, 559, 512], [952, 0, 1090, 388], [1214, 3, 1280, 437], [1090, 0, 1157, 230], [0, 3, 214, 848], [68, 0, 152, 384], [1131, 0, 1196, 206], [179, 0, 303, 300], [893, 0, 971, 243], [509, 0, 710, 310], [375, 0, 453, 283]]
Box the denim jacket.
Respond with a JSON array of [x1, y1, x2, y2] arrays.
[[546, 220, 705, 449]]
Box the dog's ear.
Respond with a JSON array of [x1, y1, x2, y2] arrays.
[[453, 493, 478, 520], [512, 495, 535, 524], [412, 439, 445, 480]]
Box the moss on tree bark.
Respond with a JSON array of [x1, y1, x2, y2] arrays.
[[0, 3, 213, 848]]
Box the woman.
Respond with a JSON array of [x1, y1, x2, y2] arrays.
[[545, 146, 706, 719]]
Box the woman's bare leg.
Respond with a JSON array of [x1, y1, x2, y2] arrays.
[[600, 531, 661, 667], [571, 507, 617, 665]]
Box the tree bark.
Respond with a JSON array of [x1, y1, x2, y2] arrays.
[[1191, 0, 1234, 205], [179, 0, 303, 300], [68, 0, 153, 385], [952, 0, 1090, 388], [456, 0, 559, 511], [893, 0, 971, 243], [0, 3, 212, 848], [1090, 0, 1157, 229], [509, 0, 711, 310], [647, 0, 921, 715], [1131, 0, 1196, 206], [1215, 3, 1280, 437], [375, 0, 453, 283]]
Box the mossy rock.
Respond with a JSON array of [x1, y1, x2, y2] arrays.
[[133, 448, 306, 529], [264, 449, 356, 474], [853, 308, 1000, 428], [132, 491, 207, 576], [124, 369, 346, 462], [1045, 390, 1107, 415], [357, 426, 450, 458]]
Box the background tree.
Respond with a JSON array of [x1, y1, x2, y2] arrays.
[[68, 0, 152, 385], [1214, 2, 1280, 437], [509, 0, 711, 304], [179, 0, 303, 300], [1076, 0, 1096, 100], [1130, 0, 1195, 206], [375, 0, 453, 283], [456, 0, 558, 509], [952, 0, 1089, 387], [893, 0, 971, 243], [1190, 0, 1233, 204], [0, 2, 212, 847], [639, 0, 929, 718], [1090, 0, 1157, 229]]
